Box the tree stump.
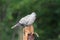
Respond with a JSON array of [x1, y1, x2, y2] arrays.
[[23, 25, 34, 40]]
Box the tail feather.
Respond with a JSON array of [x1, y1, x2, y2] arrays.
[[11, 23, 20, 29]]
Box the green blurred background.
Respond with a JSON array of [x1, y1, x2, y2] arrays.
[[0, 0, 60, 40]]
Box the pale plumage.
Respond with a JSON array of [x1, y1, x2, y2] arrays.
[[11, 12, 36, 29]]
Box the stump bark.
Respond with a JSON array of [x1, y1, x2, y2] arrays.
[[23, 25, 34, 40]]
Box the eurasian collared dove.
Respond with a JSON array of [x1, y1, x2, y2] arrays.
[[11, 12, 36, 29]]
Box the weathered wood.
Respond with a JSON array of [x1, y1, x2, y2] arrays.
[[23, 25, 34, 40], [18, 25, 34, 40], [18, 26, 23, 40]]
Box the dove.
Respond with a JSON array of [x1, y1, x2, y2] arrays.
[[11, 12, 36, 29]]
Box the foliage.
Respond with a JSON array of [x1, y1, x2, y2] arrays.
[[0, 0, 60, 40]]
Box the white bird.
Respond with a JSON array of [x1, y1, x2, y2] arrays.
[[11, 12, 36, 29]]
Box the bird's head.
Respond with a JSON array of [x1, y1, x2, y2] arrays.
[[31, 12, 36, 16]]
